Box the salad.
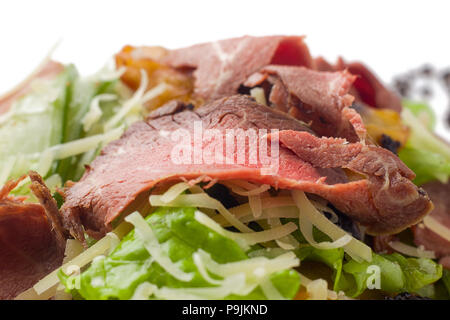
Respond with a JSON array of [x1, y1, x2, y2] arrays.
[[1, 35, 449, 300]]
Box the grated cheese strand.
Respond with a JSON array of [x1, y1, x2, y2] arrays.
[[298, 208, 352, 250], [423, 215, 450, 242], [150, 193, 253, 233], [194, 210, 298, 249], [33, 221, 131, 295], [125, 212, 194, 282], [160, 182, 191, 203], [82, 93, 117, 132], [292, 190, 372, 262], [388, 241, 436, 259], [104, 69, 148, 131]]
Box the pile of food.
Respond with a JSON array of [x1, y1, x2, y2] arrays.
[[1, 35, 449, 300]]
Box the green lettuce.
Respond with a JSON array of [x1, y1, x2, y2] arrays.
[[403, 100, 436, 130], [399, 101, 450, 185], [295, 246, 346, 292], [51, 67, 121, 182], [0, 66, 73, 183], [335, 253, 442, 297], [0, 64, 132, 197], [442, 269, 450, 296], [272, 216, 442, 298], [59, 207, 301, 300]]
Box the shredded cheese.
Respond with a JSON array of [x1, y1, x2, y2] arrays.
[[250, 87, 267, 106], [298, 208, 352, 250], [214, 197, 297, 226], [195, 249, 299, 282], [51, 126, 124, 160], [193, 249, 298, 298], [82, 93, 117, 132], [292, 190, 372, 262], [103, 69, 148, 131], [195, 210, 298, 250], [36, 148, 54, 177], [32, 221, 131, 295], [160, 182, 191, 203], [150, 193, 253, 233], [268, 217, 300, 250], [223, 181, 270, 196], [388, 241, 436, 259], [306, 279, 329, 300], [192, 253, 223, 285], [155, 274, 249, 300], [259, 277, 285, 300], [54, 239, 85, 300], [310, 200, 339, 223], [125, 212, 194, 282], [249, 194, 263, 218], [25, 126, 124, 167], [423, 215, 450, 242], [131, 282, 157, 300], [298, 273, 352, 300]]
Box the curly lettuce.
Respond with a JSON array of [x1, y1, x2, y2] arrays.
[[59, 207, 301, 300]]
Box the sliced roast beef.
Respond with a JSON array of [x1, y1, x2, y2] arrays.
[[117, 35, 313, 104], [0, 175, 65, 299], [413, 181, 450, 269], [117, 36, 401, 117], [275, 130, 430, 233], [162, 35, 313, 101], [245, 66, 364, 141], [61, 95, 431, 242], [117, 36, 379, 142], [315, 57, 402, 112]]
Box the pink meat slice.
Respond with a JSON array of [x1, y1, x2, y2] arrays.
[[245, 65, 365, 141], [61, 95, 431, 242], [0, 176, 64, 300], [162, 35, 313, 101], [413, 181, 450, 269], [315, 56, 402, 112]]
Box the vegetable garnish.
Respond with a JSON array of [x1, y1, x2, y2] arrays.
[[399, 104, 450, 186]]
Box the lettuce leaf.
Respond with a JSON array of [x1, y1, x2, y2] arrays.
[[51, 67, 120, 182], [442, 269, 450, 296], [403, 100, 436, 130], [59, 207, 301, 300], [398, 102, 450, 185], [295, 246, 346, 292], [0, 66, 73, 184], [0, 64, 130, 197], [336, 253, 442, 297]]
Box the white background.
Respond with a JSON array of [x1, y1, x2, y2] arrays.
[[1, 0, 449, 138]]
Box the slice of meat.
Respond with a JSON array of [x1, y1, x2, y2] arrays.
[[29, 171, 68, 246], [0, 175, 65, 299], [123, 35, 313, 102], [245, 66, 364, 141], [117, 36, 400, 116], [315, 56, 402, 112], [0, 60, 63, 115], [61, 95, 431, 242], [412, 181, 450, 268], [275, 130, 430, 234]]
